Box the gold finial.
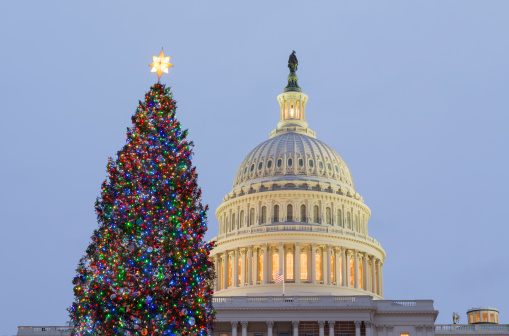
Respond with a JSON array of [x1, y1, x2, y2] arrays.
[[149, 48, 173, 81]]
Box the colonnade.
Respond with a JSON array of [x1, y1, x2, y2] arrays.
[[213, 243, 383, 296]]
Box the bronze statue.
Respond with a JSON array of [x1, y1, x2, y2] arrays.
[[288, 50, 298, 72]]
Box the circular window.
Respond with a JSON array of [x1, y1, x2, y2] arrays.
[[308, 159, 314, 168], [327, 163, 332, 171], [258, 162, 263, 170], [288, 158, 293, 167], [319, 161, 324, 169], [267, 160, 272, 169], [335, 165, 339, 173], [277, 159, 282, 168], [299, 158, 304, 167], [250, 164, 255, 172]]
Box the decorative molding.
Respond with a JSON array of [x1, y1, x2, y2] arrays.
[[266, 321, 274, 327], [241, 321, 248, 328], [292, 321, 300, 327], [318, 321, 326, 327]]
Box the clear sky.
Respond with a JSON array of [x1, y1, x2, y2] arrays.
[[1, 1, 508, 335]]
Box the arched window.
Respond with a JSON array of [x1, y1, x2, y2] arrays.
[[331, 254, 334, 282], [240, 210, 244, 228], [308, 159, 314, 168], [300, 204, 306, 222], [287, 204, 293, 221], [267, 160, 272, 169], [231, 213, 236, 231], [315, 252, 322, 281], [313, 205, 319, 223], [300, 252, 308, 280], [287, 158, 293, 167], [258, 253, 263, 281], [273, 205, 279, 223], [337, 209, 342, 227], [326, 207, 331, 224], [355, 215, 359, 232], [347, 212, 351, 229], [228, 258, 233, 287], [349, 259, 355, 286], [286, 252, 294, 280], [261, 206, 267, 224], [249, 208, 255, 226], [225, 216, 229, 232], [272, 252, 279, 281], [238, 257, 242, 285]]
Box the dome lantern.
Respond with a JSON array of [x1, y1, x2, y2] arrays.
[[272, 51, 313, 138]]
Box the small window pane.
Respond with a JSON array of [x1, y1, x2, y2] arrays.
[[327, 163, 332, 170], [250, 164, 255, 172], [299, 158, 304, 167], [258, 162, 263, 170], [308, 160, 314, 168], [288, 158, 293, 167], [277, 159, 282, 167], [319, 161, 324, 169], [267, 160, 272, 168], [335, 165, 339, 173]]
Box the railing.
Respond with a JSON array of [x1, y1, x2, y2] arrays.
[[17, 326, 72, 335], [214, 225, 381, 247], [435, 324, 509, 333], [212, 296, 433, 311]]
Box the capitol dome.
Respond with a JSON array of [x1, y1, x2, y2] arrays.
[[210, 56, 385, 298]]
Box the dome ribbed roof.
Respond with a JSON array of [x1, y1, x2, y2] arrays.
[[232, 131, 355, 191]]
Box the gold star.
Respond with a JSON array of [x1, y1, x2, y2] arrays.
[[149, 48, 173, 81]]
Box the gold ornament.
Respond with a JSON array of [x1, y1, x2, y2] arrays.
[[149, 48, 173, 81]]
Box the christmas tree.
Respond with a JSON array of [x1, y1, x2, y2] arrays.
[[69, 50, 215, 336]]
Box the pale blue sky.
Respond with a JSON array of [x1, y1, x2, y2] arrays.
[[1, 1, 508, 335]]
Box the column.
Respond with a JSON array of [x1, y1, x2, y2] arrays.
[[376, 325, 384, 336], [354, 321, 361, 336], [234, 248, 239, 287], [241, 321, 248, 336], [363, 253, 368, 290], [222, 252, 228, 290], [354, 250, 359, 288], [231, 321, 238, 336], [318, 321, 325, 336], [365, 322, 372, 336], [292, 321, 299, 336], [326, 245, 332, 285], [328, 321, 335, 336], [371, 256, 376, 293], [240, 248, 246, 286], [342, 248, 347, 286], [214, 254, 219, 291], [267, 321, 274, 336], [380, 263, 384, 297], [263, 244, 269, 284], [376, 260, 381, 295], [253, 247, 259, 284], [247, 245, 253, 285], [311, 243, 317, 284], [279, 242, 285, 275], [416, 325, 423, 336], [295, 243, 301, 284], [334, 248, 340, 286], [387, 325, 393, 336]]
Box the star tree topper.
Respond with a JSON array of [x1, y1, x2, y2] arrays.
[[150, 48, 173, 81]]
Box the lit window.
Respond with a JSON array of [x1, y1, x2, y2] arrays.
[[401, 333, 409, 336], [299, 158, 304, 167], [350, 259, 355, 286], [313, 205, 319, 223], [470, 314, 474, 324], [359, 259, 363, 288], [300, 205, 306, 222], [274, 205, 279, 223], [261, 206, 267, 224], [326, 207, 331, 224], [277, 159, 282, 167], [331, 254, 334, 282], [258, 162, 263, 170], [475, 313, 480, 322], [308, 159, 314, 168], [287, 204, 293, 221], [490, 314, 494, 322], [315, 252, 322, 281], [288, 158, 293, 167], [272, 252, 280, 280], [300, 253, 308, 280], [286, 252, 294, 280], [238, 258, 242, 284], [483, 313, 488, 322], [267, 160, 272, 169], [228, 258, 232, 286], [258, 254, 263, 281]]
